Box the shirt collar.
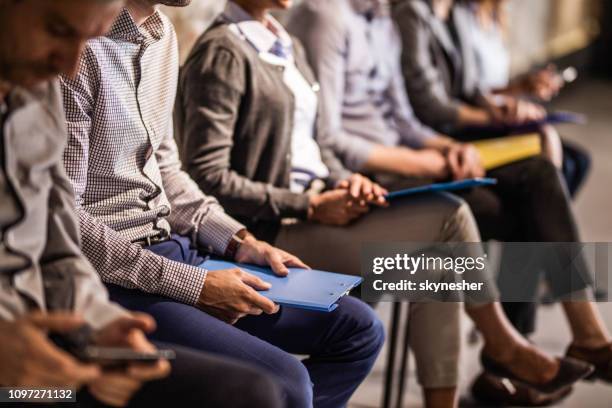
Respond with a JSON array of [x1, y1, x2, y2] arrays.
[[223, 1, 292, 55], [107, 8, 166, 43], [349, 0, 390, 19]]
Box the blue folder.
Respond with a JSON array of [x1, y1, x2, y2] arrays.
[[465, 111, 586, 135], [199, 259, 362, 312], [385, 178, 498, 201]]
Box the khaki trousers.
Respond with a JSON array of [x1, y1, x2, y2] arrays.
[[275, 193, 481, 388]]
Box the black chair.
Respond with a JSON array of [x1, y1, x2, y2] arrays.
[[382, 302, 412, 408]]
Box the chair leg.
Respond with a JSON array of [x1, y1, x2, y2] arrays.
[[382, 302, 402, 408], [396, 303, 411, 408]]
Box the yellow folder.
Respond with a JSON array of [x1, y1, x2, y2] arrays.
[[473, 134, 542, 170]]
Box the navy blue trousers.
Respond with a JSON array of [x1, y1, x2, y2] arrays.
[[107, 235, 384, 408]]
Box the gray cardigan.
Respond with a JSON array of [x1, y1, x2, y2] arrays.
[[392, 0, 486, 133], [175, 19, 351, 240]]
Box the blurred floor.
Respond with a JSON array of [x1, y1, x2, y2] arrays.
[[348, 79, 612, 407]]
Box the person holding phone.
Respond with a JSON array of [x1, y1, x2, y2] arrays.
[[0, 1, 282, 407]]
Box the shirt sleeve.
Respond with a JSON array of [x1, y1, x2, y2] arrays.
[[60, 51, 208, 306], [39, 82, 127, 330], [290, 7, 378, 172], [156, 114, 245, 255], [387, 25, 438, 148], [392, 2, 462, 130]]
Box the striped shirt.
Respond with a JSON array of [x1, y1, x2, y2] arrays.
[[61, 8, 244, 305]]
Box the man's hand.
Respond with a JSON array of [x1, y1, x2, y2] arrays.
[[198, 267, 280, 324], [336, 174, 388, 207], [308, 189, 370, 226], [0, 312, 101, 388], [87, 314, 171, 407], [235, 235, 309, 276], [445, 144, 485, 180]]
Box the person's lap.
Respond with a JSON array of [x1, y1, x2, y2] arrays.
[[106, 236, 383, 408]]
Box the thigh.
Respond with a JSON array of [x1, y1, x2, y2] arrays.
[[456, 185, 520, 241], [130, 343, 282, 408], [275, 193, 467, 276], [107, 285, 303, 380], [235, 296, 383, 357]]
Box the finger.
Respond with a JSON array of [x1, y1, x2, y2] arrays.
[[89, 379, 139, 407], [282, 254, 310, 270], [245, 290, 278, 314], [35, 337, 102, 384], [349, 176, 362, 198], [26, 312, 86, 333], [116, 314, 156, 334], [446, 151, 461, 180], [127, 359, 171, 381], [240, 272, 272, 290], [337, 179, 349, 190], [360, 177, 373, 198], [267, 251, 290, 277], [247, 307, 264, 315]]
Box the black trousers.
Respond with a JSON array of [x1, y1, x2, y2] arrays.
[[378, 156, 592, 335], [43, 343, 282, 408], [456, 157, 592, 334]]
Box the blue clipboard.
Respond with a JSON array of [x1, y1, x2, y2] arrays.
[[385, 178, 498, 201], [199, 259, 362, 312]]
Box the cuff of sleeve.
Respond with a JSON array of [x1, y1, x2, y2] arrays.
[[197, 210, 245, 256], [413, 126, 438, 148], [344, 137, 377, 172], [157, 259, 208, 305], [326, 168, 353, 190], [275, 190, 311, 220]]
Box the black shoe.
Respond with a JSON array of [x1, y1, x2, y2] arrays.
[[471, 371, 574, 407], [480, 353, 594, 394]]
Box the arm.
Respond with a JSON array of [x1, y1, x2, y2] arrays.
[[60, 55, 207, 306], [393, 2, 464, 129], [387, 26, 439, 149], [290, 8, 377, 172], [178, 45, 310, 222]]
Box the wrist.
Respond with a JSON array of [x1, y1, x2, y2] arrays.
[[224, 229, 250, 260], [307, 194, 321, 221]]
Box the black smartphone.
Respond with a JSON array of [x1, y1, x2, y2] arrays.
[[76, 346, 176, 368], [49, 325, 175, 369]]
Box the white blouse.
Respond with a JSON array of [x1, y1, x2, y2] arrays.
[[224, 2, 330, 193]]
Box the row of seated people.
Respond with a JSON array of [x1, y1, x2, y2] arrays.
[[0, 0, 609, 407]]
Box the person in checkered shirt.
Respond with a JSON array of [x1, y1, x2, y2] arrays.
[[60, 1, 384, 407]]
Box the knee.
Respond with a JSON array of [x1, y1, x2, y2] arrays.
[[276, 356, 313, 408], [524, 157, 561, 184], [437, 195, 480, 242], [246, 371, 285, 408], [336, 297, 386, 356]]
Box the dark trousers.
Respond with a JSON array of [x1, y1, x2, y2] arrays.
[[73, 343, 282, 408], [107, 236, 384, 408], [457, 157, 592, 334]]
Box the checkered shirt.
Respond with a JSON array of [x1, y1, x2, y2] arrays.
[[61, 9, 245, 305]]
